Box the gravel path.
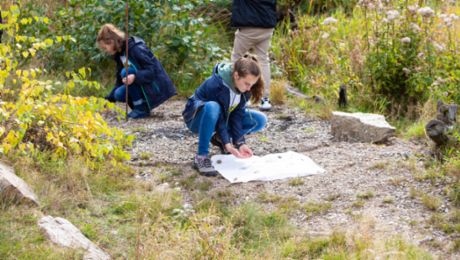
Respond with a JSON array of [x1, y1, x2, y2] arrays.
[[110, 99, 458, 258]]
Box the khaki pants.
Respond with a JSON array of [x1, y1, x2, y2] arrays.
[[231, 27, 274, 97]]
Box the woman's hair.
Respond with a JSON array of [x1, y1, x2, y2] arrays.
[[233, 53, 264, 103], [96, 23, 125, 53]]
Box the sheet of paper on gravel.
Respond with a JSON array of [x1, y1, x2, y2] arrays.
[[211, 151, 325, 183]]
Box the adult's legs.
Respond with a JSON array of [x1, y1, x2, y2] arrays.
[[186, 101, 222, 156], [231, 28, 252, 62], [231, 28, 274, 96], [252, 29, 274, 96]]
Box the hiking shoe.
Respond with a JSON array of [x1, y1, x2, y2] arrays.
[[193, 155, 218, 177], [128, 109, 149, 119], [259, 97, 272, 111], [210, 134, 229, 154]]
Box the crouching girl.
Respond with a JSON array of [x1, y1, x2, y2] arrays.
[[182, 54, 267, 176], [97, 24, 176, 119]]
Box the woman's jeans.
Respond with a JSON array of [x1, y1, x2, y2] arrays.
[[113, 85, 148, 112], [186, 101, 267, 155]]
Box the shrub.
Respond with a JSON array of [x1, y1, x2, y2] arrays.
[[0, 5, 132, 169], [273, 1, 460, 118]]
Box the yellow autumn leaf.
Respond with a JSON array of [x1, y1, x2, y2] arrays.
[[67, 81, 75, 89], [29, 48, 37, 57], [78, 68, 86, 78], [44, 38, 53, 46]]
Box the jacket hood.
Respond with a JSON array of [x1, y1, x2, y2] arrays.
[[118, 36, 145, 55]]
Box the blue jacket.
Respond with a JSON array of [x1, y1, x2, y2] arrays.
[[107, 36, 176, 110], [182, 64, 251, 146], [231, 0, 277, 28]]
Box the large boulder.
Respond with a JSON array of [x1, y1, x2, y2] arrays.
[[331, 111, 395, 143], [0, 162, 39, 206], [38, 216, 110, 260]]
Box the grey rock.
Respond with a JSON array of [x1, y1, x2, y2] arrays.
[[0, 162, 39, 206], [331, 111, 395, 143], [38, 216, 110, 260]]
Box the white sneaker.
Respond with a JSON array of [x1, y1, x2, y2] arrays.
[[259, 97, 272, 111]]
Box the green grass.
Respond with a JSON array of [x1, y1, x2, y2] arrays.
[[369, 161, 387, 170], [356, 191, 374, 200], [281, 232, 348, 259], [278, 197, 303, 215], [382, 196, 394, 204], [352, 200, 365, 209], [303, 201, 332, 217], [230, 203, 293, 252], [325, 193, 341, 201], [403, 121, 428, 140], [0, 207, 84, 259], [429, 210, 460, 234], [257, 192, 283, 203], [288, 177, 305, 186], [421, 194, 442, 211], [258, 135, 270, 142], [1, 152, 437, 258]]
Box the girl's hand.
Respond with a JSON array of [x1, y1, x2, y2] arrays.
[[225, 143, 244, 158], [122, 74, 136, 85], [238, 144, 253, 158]]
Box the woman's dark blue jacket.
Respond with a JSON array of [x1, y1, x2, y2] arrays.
[[182, 64, 251, 146], [106, 36, 176, 110]]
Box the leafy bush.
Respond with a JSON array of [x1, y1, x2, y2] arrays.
[[0, 5, 132, 169]]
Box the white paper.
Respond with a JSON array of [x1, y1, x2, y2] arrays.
[[211, 151, 325, 183]]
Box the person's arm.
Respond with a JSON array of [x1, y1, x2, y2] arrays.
[[227, 98, 254, 158], [114, 56, 123, 87], [228, 98, 246, 147], [129, 44, 156, 85]]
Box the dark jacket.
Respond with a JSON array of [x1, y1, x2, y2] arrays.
[[107, 36, 176, 110], [231, 0, 277, 28], [182, 64, 251, 146]]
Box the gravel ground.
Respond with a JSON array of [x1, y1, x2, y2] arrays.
[[110, 99, 459, 258]]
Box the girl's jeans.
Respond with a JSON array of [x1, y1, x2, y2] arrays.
[[186, 101, 267, 155], [113, 85, 148, 111]]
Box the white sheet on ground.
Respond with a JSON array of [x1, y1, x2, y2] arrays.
[[211, 151, 325, 183]]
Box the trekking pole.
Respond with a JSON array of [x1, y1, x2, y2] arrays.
[[124, 0, 129, 121]]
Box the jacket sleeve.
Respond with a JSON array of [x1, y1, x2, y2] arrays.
[[215, 112, 232, 145], [114, 55, 123, 87], [130, 44, 156, 85], [228, 98, 247, 146]]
